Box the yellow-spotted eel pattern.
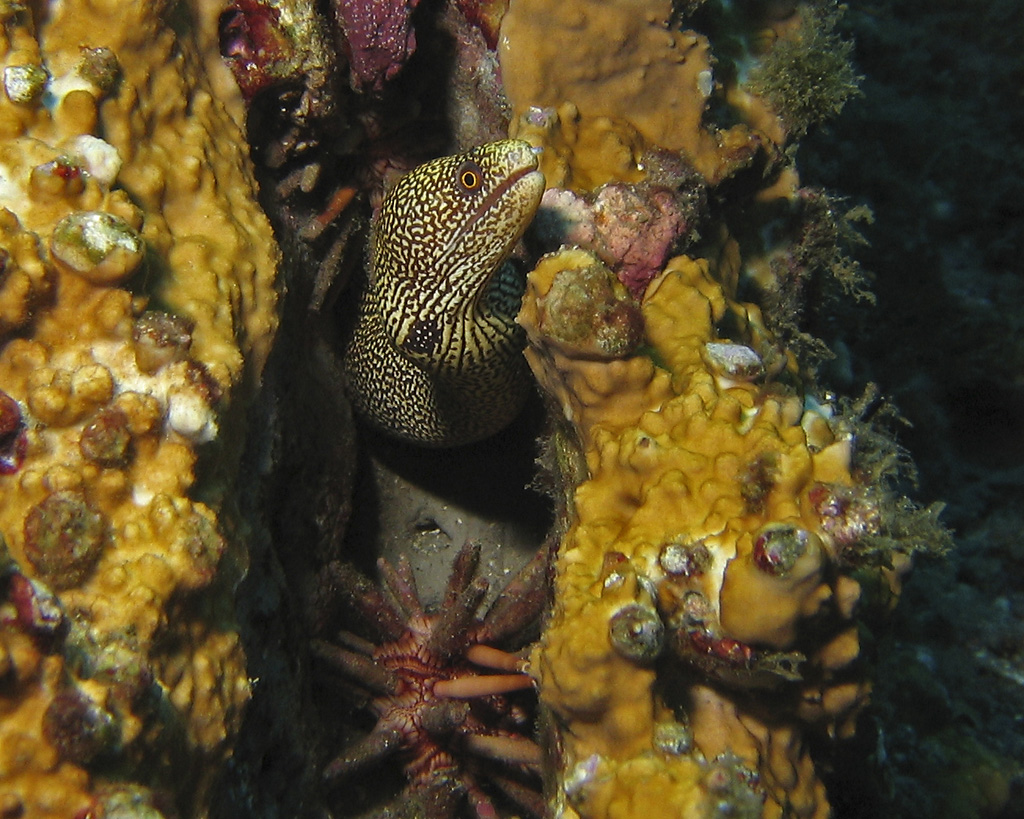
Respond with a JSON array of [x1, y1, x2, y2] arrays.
[[342, 140, 545, 446]]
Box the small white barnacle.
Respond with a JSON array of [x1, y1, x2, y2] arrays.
[[697, 68, 714, 98], [50, 211, 144, 284]]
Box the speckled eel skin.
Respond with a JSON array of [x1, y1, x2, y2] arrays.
[[342, 140, 545, 446]]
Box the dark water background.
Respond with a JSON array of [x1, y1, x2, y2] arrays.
[[803, 1, 1024, 815]]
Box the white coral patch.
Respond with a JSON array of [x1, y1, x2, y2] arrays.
[[166, 388, 218, 443], [696, 68, 714, 98], [84, 340, 220, 446], [45, 69, 96, 108], [65, 135, 122, 188]]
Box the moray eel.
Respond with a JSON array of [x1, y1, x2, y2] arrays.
[[342, 140, 545, 446]]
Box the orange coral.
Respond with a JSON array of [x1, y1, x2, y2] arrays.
[[498, 0, 766, 185], [0, 0, 278, 815], [519, 249, 888, 818]]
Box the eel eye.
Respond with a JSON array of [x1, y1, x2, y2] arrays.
[[457, 161, 483, 192]]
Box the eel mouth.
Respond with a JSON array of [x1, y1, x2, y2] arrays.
[[463, 165, 546, 319]]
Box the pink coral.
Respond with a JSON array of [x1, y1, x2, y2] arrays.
[[534, 183, 695, 299], [593, 184, 690, 296]]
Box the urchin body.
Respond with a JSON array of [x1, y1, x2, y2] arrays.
[[313, 543, 551, 818]]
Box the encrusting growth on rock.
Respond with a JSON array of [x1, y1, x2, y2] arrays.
[[517, 241, 944, 816], [0, 0, 279, 815]]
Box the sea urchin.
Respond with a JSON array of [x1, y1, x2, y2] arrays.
[[312, 542, 551, 818]]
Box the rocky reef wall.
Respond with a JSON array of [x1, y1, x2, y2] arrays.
[[209, 0, 950, 815], [500, 2, 943, 813], [0, 0, 983, 817], [0, 1, 278, 815]]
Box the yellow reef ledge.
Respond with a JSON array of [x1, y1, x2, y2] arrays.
[[0, 1, 278, 816], [520, 248, 874, 819]]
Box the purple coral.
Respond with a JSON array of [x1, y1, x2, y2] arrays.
[[808, 482, 881, 552], [218, 0, 294, 101], [2, 572, 66, 646], [0, 389, 27, 474], [334, 0, 422, 91], [43, 687, 119, 765], [79, 408, 133, 468], [751, 524, 810, 576], [592, 184, 690, 297]]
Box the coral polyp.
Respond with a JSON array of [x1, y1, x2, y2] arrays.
[[312, 543, 551, 818], [0, 389, 27, 474], [218, 0, 298, 101]]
